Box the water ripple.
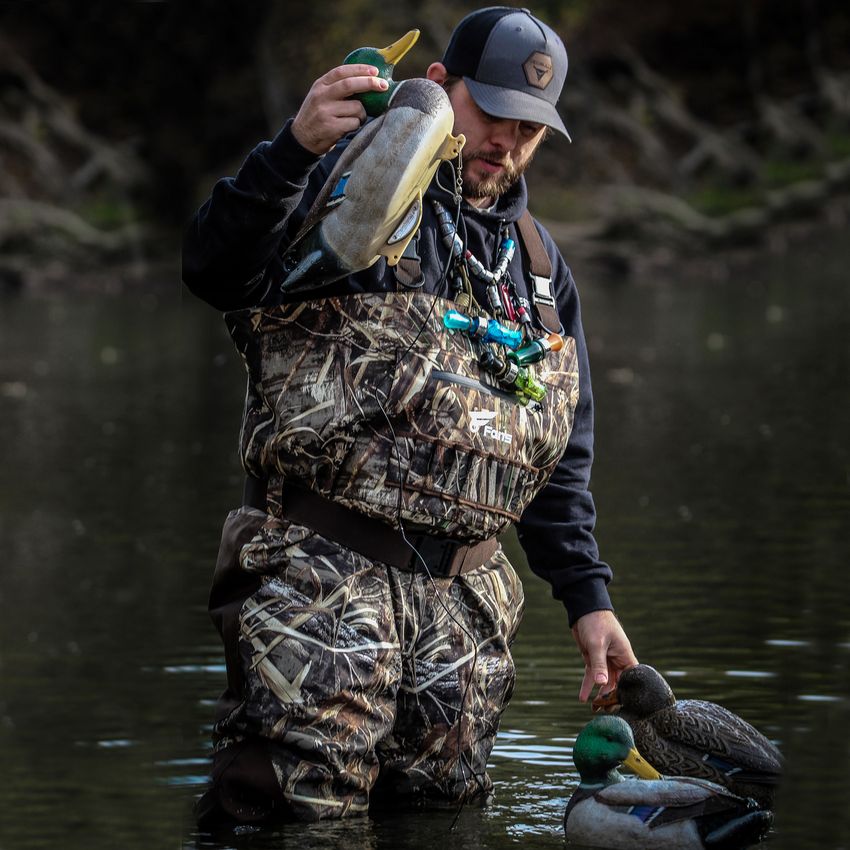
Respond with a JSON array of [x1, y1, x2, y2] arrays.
[[163, 664, 226, 674], [724, 670, 777, 678]]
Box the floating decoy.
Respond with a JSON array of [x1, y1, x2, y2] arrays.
[[593, 664, 782, 808], [564, 715, 773, 850], [279, 35, 465, 293]]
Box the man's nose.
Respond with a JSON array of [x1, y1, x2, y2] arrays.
[[489, 119, 520, 150]]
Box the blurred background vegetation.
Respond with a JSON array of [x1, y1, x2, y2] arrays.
[[1, 0, 849, 286]]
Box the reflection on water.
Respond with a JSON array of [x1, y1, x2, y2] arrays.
[[1, 229, 848, 849]]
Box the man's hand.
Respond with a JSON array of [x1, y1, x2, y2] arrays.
[[571, 609, 638, 702], [291, 65, 390, 155]]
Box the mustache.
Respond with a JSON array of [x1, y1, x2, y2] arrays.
[[465, 149, 516, 172], [461, 148, 525, 199]]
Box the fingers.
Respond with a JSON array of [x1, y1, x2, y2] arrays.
[[322, 64, 389, 96], [323, 63, 381, 83], [292, 65, 390, 155], [579, 648, 610, 703], [579, 668, 596, 703], [572, 609, 638, 703]]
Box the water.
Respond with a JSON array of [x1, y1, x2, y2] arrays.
[[1, 229, 848, 849]]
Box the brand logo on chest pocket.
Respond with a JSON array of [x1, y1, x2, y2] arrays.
[[469, 410, 513, 445]]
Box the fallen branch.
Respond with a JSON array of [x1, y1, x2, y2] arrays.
[[0, 198, 150, 258]]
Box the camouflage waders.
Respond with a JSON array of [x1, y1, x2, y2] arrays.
[[199, 291, 579, 824], [199, 505, 524, 823]]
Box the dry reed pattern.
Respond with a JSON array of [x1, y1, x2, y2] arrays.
[[227, 291, 579, 541], [210, 515, 524, 818]]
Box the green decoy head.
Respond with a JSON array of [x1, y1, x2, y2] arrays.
[[573, 716, 663, 786], [344, 29, 420, 117]]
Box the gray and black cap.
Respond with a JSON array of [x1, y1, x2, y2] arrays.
[[442, 6, 571, 140]]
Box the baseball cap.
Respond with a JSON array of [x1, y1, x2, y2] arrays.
[[442, 6, 571, 140]]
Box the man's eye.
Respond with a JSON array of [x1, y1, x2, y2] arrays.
[[520, 122, 542, 136]]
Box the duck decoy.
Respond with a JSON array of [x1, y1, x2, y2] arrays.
[[280, 33, 465, 293], [593, 664, 782, 808], [564, 715, 773, 850]]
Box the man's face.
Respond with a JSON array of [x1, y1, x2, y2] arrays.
[[445, 80, 547, 205]]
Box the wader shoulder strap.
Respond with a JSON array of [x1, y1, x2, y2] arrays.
[[244, 473, 268, 510], [516, 210, 561, 333], [393, 230, 424, 289], [392, 206, 560, 331]]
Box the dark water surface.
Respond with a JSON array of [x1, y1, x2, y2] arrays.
[[1, 230, 848, 849]]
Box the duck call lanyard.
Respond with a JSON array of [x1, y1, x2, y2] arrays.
[[426, 199, 564, 407], [428, 200, 562, 335], [432, 200, 517, 321]]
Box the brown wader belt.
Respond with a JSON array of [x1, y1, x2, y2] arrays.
[[245, 476, 497, 576]]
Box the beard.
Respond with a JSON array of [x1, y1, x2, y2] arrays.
[[461, 148, 534, 200]]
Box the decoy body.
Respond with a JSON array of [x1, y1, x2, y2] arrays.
[[280, 34, 465, 293], [564, 715, 773, 850], [593, 664, 782, 808]]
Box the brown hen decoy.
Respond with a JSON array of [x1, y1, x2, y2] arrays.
[[593, 664, 782, 809]]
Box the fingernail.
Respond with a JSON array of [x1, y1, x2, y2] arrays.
[[595, 673, 607, 684], [380, 80, 389, 89]]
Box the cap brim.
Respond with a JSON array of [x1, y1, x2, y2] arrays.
[[464, 77, 571, 142]]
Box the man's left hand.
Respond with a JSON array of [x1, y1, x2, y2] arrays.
[[570, 609, 638, 702]]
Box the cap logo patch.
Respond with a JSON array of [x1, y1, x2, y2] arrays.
[[523, 51, 554, 90]]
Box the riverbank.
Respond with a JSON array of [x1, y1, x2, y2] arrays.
[[5, 190, 847, 300], [541, 168, 850, 283], [2, 7, 849, 293]]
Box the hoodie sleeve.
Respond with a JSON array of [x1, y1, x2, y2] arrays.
[[181, 119, 326, 311], [515, 233, 614, 627]]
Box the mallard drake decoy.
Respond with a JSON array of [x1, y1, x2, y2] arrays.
[[279, 29, 459, 293], [564, 715, 773, 850], [593, 664, 782, 808], [344, 29, 420, 117], [279, 73, 464, 293]]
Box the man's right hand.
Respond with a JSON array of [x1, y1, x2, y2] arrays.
[[570, 609, 638, 703], [291, 65, 389, 155]]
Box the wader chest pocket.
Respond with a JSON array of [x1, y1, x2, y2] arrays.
[[381, 343, 577, 538]]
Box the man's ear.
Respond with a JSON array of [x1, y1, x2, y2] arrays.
[[426, 62, 448, 85]]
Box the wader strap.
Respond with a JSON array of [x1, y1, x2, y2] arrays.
[[516, 210, 561, 333], [208, 506, 267, 719], [280, 485, 498, 576], [243, 474, 268, 511], [393, 230, 425, 289]]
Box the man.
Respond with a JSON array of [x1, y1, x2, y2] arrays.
[[183, 6, 637, 827]]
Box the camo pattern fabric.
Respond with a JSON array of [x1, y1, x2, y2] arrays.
[[211, 511, 524, 821], [226, 291, 579, 542]]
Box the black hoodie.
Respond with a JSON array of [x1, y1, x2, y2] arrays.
[[183, 118, 614, 627]]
